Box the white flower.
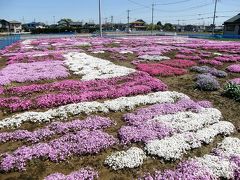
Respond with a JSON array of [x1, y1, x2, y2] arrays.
[[145, 121, 235, 160], [119, 50, 133, 54], [105, 147, 146, 170], [195, 155, 235, 179], [149, 108, 222, 132], [138, 55, 170, 62], [63, 52, 135, 80], [216, 137, 240, 156]]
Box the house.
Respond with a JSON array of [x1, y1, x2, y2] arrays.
[[0, 19, 10, 32], [223, 13, 240, 35], [22, 22, 46, 31], [9, 20, 22, 33], [69, 22, 83, 28], [130, 19, 147, 31]]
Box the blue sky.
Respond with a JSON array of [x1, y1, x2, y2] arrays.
[[0, 0, 239, 25]]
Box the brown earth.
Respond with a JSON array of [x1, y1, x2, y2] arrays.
[[0, 48, 239, 180]]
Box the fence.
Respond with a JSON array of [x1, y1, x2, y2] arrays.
[[0, 34, 21, 49], [183, 33, 240, 40]]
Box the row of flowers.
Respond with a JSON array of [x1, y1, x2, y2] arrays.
[[0, 72, 167, 112], [0, 60, 69, 86], [145, 121, 234, 160], [0, 116, 113, 144], [104, 122, 235, 171], [105, 121, 235, 171], [0, 129, 117, 171], [0, 91, 188, 129], [137, 63, 187, 76], [140, 137, 240, 179], [119, 108, 222, 145], [123, 98, 212, 125], [5, 51, 64, 64]]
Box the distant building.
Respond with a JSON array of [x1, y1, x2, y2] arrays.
[[69, 22, 83, 28], [0, 19, 10, 32], [130, 19, 147, 31], [223, 13, 240, 35], [9, 20, 22, 33], [23, 22, 46, 31]]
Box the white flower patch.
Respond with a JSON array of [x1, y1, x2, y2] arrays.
[[195, 155, 235, 179], [216, 137, 240, 156], [194, 121, 235, 144], [64, 52, 135, 80], [0, 91, 188, 129], [145, 121, 235, 160], [213, 52, 222, 56], [105, 147, 147, 170], [145, 133, 191, 160], [74, 42, 91, 46], [138, 55, 170, 62], [119, 50, 133, 54], [148, 108, 222, 132], [104, 91, 189, 112], [92, 51, 105, 54]]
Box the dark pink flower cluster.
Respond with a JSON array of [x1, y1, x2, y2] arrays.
[[226, 64, 240, 73], [137, 63, 187, 76], [0, 72, 167, 112], [199, 59, 223, 66], [160, 59, 197, 68], [175, 54, 201, 60]]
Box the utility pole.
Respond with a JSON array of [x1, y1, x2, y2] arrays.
[[127, 10, 130, 33], [99, 0, 103, 37], [111, 16, 113, 31], [151, 3, 154, 35], [212, 0, 218, 35], [53, 16, 55, 24]]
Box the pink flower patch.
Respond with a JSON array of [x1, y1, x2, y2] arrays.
[[137, 63, 187, 76]]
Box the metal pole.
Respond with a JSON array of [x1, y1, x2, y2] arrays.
[[212, 0, 217, 35], [127, 10, 130, 33], [99, 0, 103, 37], [151, 4, 154, 35], [111, 16, 113, 31]]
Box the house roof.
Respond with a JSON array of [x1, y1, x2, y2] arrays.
[[131, 21, 145, 24], [9, 20, 21, 24], [224, 13, 240, 24], [69, 22, 82, 26]]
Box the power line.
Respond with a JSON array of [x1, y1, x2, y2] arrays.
[[127, 0, 150, 9], [155, 0, 192, 6]]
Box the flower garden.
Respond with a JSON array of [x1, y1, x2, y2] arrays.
[[0, 36, 239, 180]]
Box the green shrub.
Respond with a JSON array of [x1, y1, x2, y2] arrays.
[[223, 82, 240, 101]]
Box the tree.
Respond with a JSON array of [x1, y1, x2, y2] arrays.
[[163, 23, 174, 31], [157, 21, 162, 27], [58, 18, 73, 27]]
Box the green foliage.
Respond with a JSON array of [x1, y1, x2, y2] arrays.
[[163, 23, 174, 31], [223, 82, 240, 102]]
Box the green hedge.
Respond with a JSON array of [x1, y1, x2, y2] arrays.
[[223, 82, 240, 102]]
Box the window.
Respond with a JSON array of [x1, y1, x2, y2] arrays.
[[226, 25, 235, 31]]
